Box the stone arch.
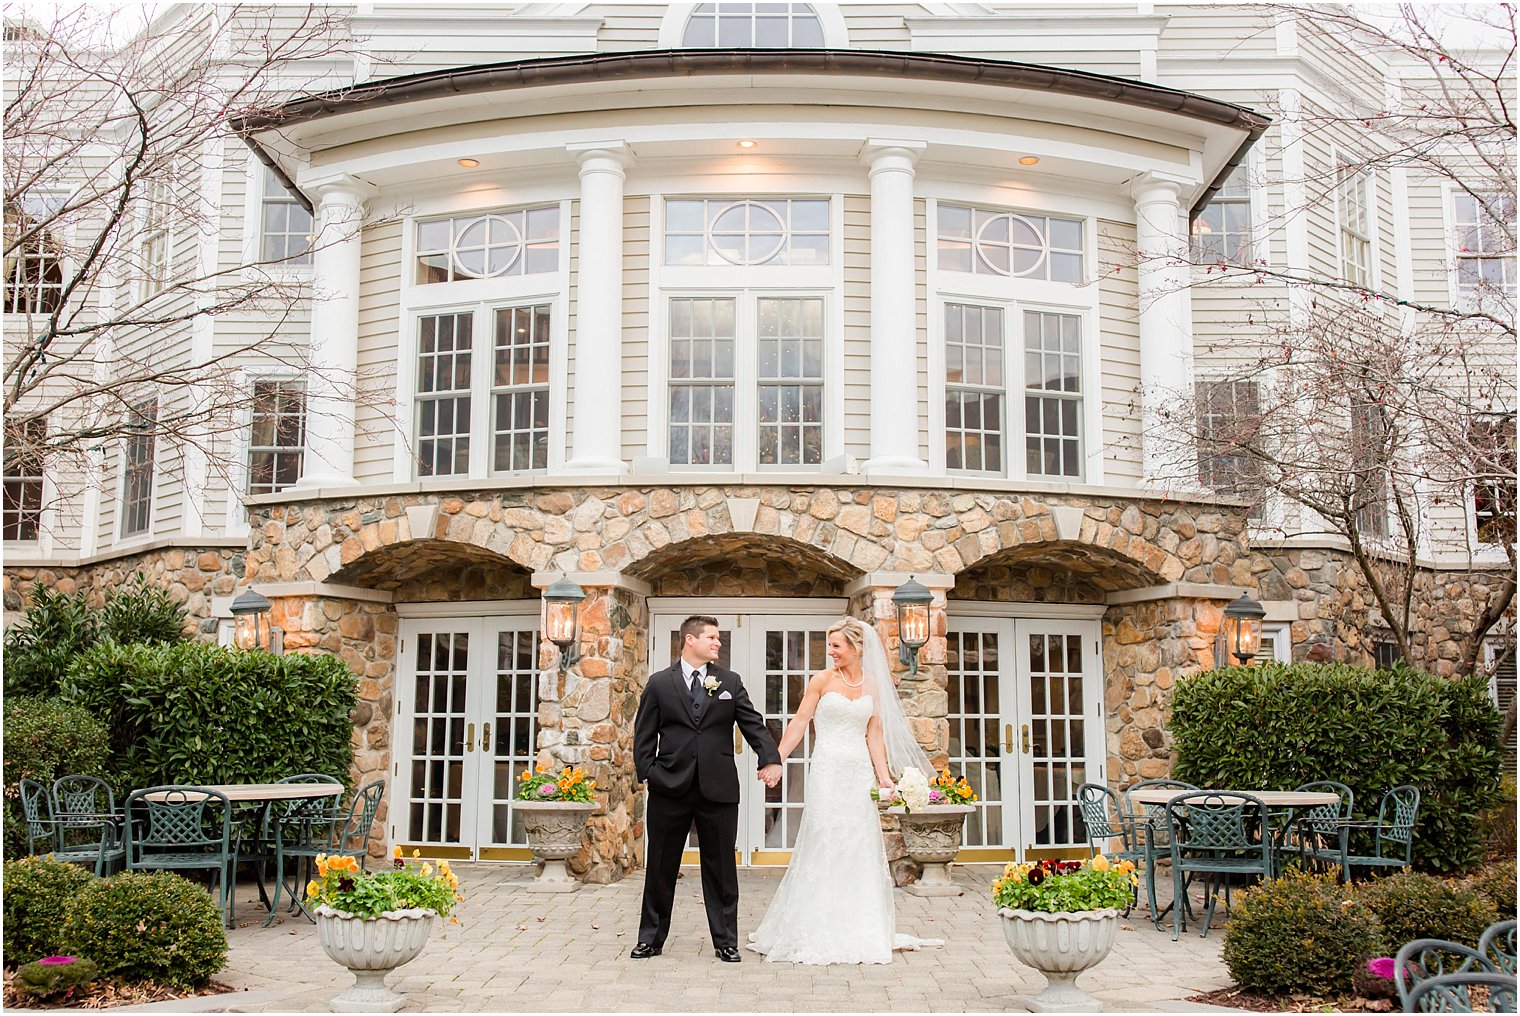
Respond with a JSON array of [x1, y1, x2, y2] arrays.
[[951, 540, 1169, 602], [327, 537, 533, 599], [951, 505, 1186, 587], [626, 533, 863, 597]]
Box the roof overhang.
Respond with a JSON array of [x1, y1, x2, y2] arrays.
[[234, 48, 1269, 218]]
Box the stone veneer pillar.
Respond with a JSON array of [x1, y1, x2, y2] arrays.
[[862, 140, 928, 474], [1130, 171, 1195, 487], [565, 143, 632, 474], [296, 173, 375, 490]]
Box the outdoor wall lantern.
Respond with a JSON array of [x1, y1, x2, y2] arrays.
[[542, 577, 585, 676], [892, 576, 933, 679], [230, 587, 283, 654], [1221, 591, 1266, 666]]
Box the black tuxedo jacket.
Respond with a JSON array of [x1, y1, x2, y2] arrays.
[[633, 662, 781, 804]]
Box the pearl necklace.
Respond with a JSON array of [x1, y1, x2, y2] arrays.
[[839, 668, 864, 689]]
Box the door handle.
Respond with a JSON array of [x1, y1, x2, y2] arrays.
[[1004, 724, 1013, 753], [481, 722, 491, 754], [1022, 724, 1031, 755], [735, 729, 744, 754], [465, 722, 475, 753]]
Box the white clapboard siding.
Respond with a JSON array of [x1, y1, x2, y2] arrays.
[[842, 194, 872, 461], [622, 196, 651, 461], [354, 219, 404, 487], [1096, 219, 1143, 486]]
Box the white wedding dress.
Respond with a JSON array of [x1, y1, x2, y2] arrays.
[[747, 691, 940, 965]]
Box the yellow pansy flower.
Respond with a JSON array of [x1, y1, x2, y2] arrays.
[[1091, 854, 1110, 872]]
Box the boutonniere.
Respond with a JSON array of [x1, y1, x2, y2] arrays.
[[703, 675, 721, 697]]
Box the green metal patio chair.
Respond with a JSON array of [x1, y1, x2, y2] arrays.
[[1076, 783, 1143, 915], [1405, 971, 1516, 1013], [1394, 938, 1497, 1011], [1282, 780, 1353, 878], [125, 786, 238, 926], [51, 775, 126, 875], [262, 773, 342, 926], [1308, 784, 1420, 882], [1164, 790, 1274, 940], [1482, 921, 1518, 977], [1124, 778, 1197, 928], [17, 778, 56, 856]]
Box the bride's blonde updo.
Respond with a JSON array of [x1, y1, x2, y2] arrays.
[[826, 617, 869, 660]]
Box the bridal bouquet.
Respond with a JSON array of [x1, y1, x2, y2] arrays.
[[870, 767, 931, 812]]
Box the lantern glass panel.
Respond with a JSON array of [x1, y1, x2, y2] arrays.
[[545, 601, 577, 645], [899, 604, 930, 648]]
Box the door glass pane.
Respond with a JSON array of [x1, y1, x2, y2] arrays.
[[761, 626, 830, 849], [946, 629, 1006, 847], [490, 626, 541, 846], [1029, 630, 1088, 847], [406, 631, 470, 845]]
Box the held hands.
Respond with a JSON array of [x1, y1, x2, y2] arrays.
[[757, 764, 782, 788]]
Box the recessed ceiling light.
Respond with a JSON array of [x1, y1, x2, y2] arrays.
[[1019, 156, 1040, 166], [457, 158, 480, 168], [737, 139, 758, 150]]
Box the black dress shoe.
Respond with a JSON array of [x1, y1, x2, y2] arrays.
[[714, 945, 742, 963], [629, 943, 662, 959]]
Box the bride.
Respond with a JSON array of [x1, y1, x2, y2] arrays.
[[747, 616, 941, 965]]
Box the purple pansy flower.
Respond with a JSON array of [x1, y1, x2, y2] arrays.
[[1367, 957, 1396, 980]]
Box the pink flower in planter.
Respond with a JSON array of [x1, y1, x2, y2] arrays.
[[928, 789, 946, 804], [537, 783, 559, 798]]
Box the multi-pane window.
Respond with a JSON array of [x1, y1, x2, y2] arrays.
[[415, 207, 559, 284], [665, 198, 829, 267], [1350, 401, 1389, 538], [415, 313, 473, 476], [1473, 418, 1516, 545], [1453, 192, 1516, 297], [757, 297, 823, 466], [3, 417, 47, 541], [260, 166, 312, 265], [491, 305, 551, 471], [1196, 379, 1263, 515], [938, 205, 1084, 282], [668, 297, 736, 467], [1338, 170, 1372, 289], [944, 303, 1005, 473], [681, 2, 825, 46], [139, 179, 170, 299], [1191, 165, 1252, 266], [247, 380, 305, 496], [4, 199, 64, 314], [120, 399, 156, 537], [1024, 311, 1083, 478]]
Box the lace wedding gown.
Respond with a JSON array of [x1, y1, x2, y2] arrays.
[[748, 691, 940, 965]]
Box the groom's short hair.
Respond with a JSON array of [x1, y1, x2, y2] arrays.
[[680, 615, 719, 645]]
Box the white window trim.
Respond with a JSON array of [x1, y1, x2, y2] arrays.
[[1442, 181, 1517, 312], [2, 416, 55, 554], [1189, 151, 1268, 271], [925, 196, 1104, 485], [646, 191, 846, 472], [1333, 157, 1376, 292], [113, 394, 161, 547], [136, 180, 173, 303], [395, 199, 571, 482], [224, 367, 307, 537], [240, 156, 314, 281], [1260, 623, 1293, 663], [656, 3, 848, 48]]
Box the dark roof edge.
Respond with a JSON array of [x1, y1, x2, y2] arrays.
[[235, 48, 1270, 219]]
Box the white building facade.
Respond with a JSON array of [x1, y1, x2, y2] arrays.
[[4, 4, 1512, 877]]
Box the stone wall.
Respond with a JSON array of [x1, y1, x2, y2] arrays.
[[3, 546, 244, 637]]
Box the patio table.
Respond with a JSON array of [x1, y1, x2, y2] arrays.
[[140, 783, 343, 920]]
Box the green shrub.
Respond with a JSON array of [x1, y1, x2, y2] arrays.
[[1357, 871, 1497, 947], [1222, 869, 1385, 996], [60, 871, 227, 988], [2, 584, 99, 698], [63, 641, 356, 792], [3, 855, 96, 964], [2, 697, 110, 858], [1171, 663, 1503, 873], [100, 575, 190, 644], [1468, 857, 1517, 919], [12, 956, 100, 1001]]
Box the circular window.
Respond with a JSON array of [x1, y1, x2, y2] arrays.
[[709, 200, 787, 266], [452, 215, 524, 278], [975, 213, 1047, 277]]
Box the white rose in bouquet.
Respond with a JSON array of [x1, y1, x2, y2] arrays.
[[897, 767, 930, 813]]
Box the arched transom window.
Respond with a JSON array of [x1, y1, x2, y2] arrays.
[[682, 3, 826, 48]]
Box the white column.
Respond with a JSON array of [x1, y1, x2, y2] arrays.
[[1131, 171, 1194, 487], [862, 140, 927, 474], [295, 173, 374, 490], [565, 143, 632, 474]]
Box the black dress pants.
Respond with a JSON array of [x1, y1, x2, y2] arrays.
[[639, 780, 740, 950]]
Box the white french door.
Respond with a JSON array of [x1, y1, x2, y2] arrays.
[[393, 608, 541, 861], [946, 612, 1106, 862], [650, 601, 842, 866]]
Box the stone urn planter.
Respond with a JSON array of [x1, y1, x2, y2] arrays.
[[314, 906, 436, 1013], [888, 804, 973, 896], [515, 799, 596, 892], [997, 907, 1120, 1013]]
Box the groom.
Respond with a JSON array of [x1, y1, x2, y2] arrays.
[[632, 615, 781, 962]]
